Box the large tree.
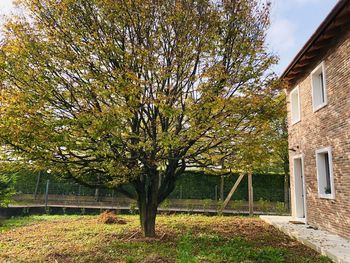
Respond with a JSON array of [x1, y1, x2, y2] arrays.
[[0, 0, 278, 236]]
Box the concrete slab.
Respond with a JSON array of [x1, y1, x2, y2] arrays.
[[260, 215, 350, 263]]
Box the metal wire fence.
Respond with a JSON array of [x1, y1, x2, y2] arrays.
[[15, 172, 287, 202], [12, 171, 290, 214]]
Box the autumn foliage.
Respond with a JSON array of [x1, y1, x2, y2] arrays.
[[0, 0, 279, 236]]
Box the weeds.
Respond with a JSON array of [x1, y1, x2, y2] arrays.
[[257, 198, 269, 212], [275, 202, 287, 214], [129, 201, 138, 214], [231, 200, 244, 211]]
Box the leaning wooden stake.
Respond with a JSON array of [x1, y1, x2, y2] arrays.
[[221, 173, 245, 211], [45, 179, 50, 211], [248, 173, 253, 215], [33, 171, 41, 200]]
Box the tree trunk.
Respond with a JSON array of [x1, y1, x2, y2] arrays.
[[134, 164, 181, 237], [135, 169, 160, 238], [138, 195, 158, 237]]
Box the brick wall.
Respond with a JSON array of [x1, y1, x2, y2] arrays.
[[287, 30, 350, 239]]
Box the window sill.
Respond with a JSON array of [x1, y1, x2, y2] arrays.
[[291, 119, 301, 126], [313, 102, 327, 113], [319, 193, 335, 200]]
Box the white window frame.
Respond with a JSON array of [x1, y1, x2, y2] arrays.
[[290, 86, 301, 125], [316, 147, 335, 199], [311, 62, 327, 112]]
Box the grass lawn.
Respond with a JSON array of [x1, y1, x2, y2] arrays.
[[0, 214, 330, 263]]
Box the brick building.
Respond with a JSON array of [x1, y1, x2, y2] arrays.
[[282, 0, 350, 239]]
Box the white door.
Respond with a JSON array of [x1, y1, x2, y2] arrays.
[[293, 157, 305, 219]]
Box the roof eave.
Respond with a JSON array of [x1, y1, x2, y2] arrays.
[[280, 0, 350, 85]]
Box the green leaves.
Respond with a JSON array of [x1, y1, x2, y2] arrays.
[[0, 174, 15, 207]]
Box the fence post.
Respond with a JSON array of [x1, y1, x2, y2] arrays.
[[215, 185, 218, 201], [33, 171, 41, 200], [95, 188, 100, 202], [220, 176, 224, 201], [45, 179, 50, 211], [248, 173, 253, 216], [78, 185, 81, 206]]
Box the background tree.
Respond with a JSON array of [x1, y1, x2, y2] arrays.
[[265, 95, 289, 207], [0, 0, 278, 237], [221, 92, 289, 206], [0, 174, 15, 207]]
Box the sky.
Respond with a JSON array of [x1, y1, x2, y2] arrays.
[[0, 0, 339, 75], [267, 0, 338, 74]]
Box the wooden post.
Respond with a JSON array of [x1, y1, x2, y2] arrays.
[[78, 185, 81, 206], [248, 173, 253, 215], [95, 188, 100, 202], [45, 179, 50, 211], [221, 174, 245, 211], [220, 175, 224, 201], [33, 171, 41, 200], [215, 185, 218, 201]]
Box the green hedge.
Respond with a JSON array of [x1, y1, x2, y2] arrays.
[[169, 171, 285, 201], [13, 170, 286, 202]]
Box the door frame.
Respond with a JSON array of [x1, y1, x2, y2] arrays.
[[292, 154, 307, 223]]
